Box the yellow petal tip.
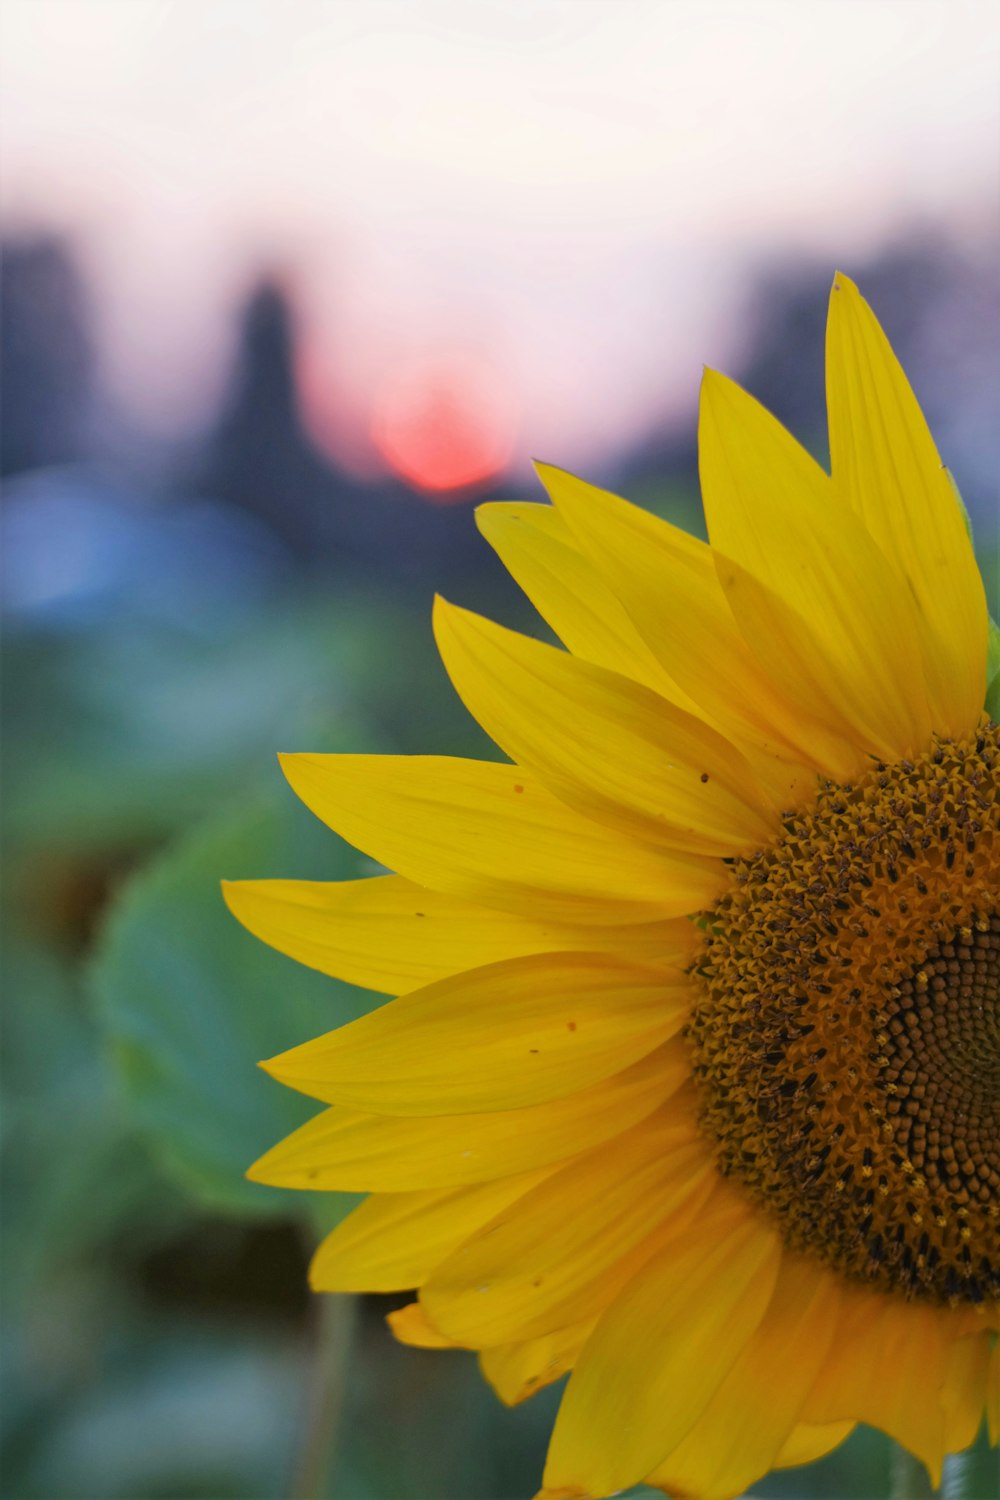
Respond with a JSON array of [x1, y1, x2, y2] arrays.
[[431, 593, 464, 648], [831, 269, 858, 293], [387, 1301, 457, 1349], [698, 367, 742, 412], [532, 459, 578, 494]]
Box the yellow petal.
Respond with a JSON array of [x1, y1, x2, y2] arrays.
[[486, 492, 816, 812], [280, 753, 725, 923], [262, 951, 690, 1115], [247, 1044, 678, 1191], [772, 1420, 854, 1470], [645, 1255, 841, 1500], [223, 874, 697, 995], [800, 1282, 956, 1484], [434, 597, 776, 857], [476, 501, 694, 706], [387, 1302, 458, 1349], [826, 272, 987, 737], [940, 1329, 993, 1457], [988, 1334, 999, 1446], [422, 1107, 713, 1347], [479, 1320, 595, 1406], [712, 551, 916, 772], [535, 462, 846, 778], [310, 1169, 552, 1292], [542, 1186, 782, 1498], [699, 368, 934, 761]]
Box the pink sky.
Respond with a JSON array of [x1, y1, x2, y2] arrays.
[[2, 0, 998, 480]]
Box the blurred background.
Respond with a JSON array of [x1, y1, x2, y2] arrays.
[[1, 3, 998, 1497]]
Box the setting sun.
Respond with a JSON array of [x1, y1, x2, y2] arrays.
[[370, 354, 517, 498]]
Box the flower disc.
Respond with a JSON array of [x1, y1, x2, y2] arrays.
[[689, 722, 1000, 1305]]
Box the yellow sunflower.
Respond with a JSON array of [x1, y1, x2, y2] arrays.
[[225, 273, 999, 1500]]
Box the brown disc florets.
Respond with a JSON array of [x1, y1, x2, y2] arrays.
[[688, 721, 999, 1307]]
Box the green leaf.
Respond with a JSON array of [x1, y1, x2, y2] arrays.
[[1, 939, 188, 1299], [1, 589, 390, 854], [89, 774, 380, 1222]]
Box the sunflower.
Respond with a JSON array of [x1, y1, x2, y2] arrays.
[[225, 274, 999, 1500]]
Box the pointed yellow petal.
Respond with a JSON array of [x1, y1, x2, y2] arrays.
[[987, 1334, 999, 1446], [223, 874, 697, 995], [699, 368, 934, 760], [280, 753, 725, 923], [479, 1320, 595, 1406], [247, 1044, 679, 1191], [542, 1188, 781, 1498], [645, 1255, 841, 1500], [434, 597, 776, 858], [387, 1302, 458, 1348], [476, 500, 695, 706], [826, 272, 987, 737], [800, 1282, 957, 1485], [711, 549, 924, 770], [422, 1107, 713, 1346], [535, 462, 849, 778], [489, 490, 816, 812], [309, 1169, 552, 1292], [262, 952, 690, 1115], [772, 1421, 854, 1470], [939, 1329, 992, 1457]]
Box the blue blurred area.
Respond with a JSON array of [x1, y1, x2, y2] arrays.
[[1, 231, 997, 1499], [3, 473, 283, 626]]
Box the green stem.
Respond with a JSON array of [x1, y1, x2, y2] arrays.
[[890, 1443, 938, 1500], [291, 1292, 359, 1500]]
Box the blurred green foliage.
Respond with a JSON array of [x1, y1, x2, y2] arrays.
[[90, 779, 372, 1221], [0, 552, 563, 1499]]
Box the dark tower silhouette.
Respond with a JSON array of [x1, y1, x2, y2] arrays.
[[1, 237, 94, 476], [198, 277, 335, 552], [195, 275, 502, 587]]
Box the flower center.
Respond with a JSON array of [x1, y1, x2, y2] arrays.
[[688, 721, 999, 1306]]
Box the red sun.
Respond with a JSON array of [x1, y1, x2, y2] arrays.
[[371, 355, 517, 500]]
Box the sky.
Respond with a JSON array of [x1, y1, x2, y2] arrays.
[[2, 0, 998, 482]]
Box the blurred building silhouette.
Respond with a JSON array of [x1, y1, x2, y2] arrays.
[[197, 280, 335, 554], [193, 276, 505, 595], [1, 237, 94, 477], [4, 233, 994, 593]]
